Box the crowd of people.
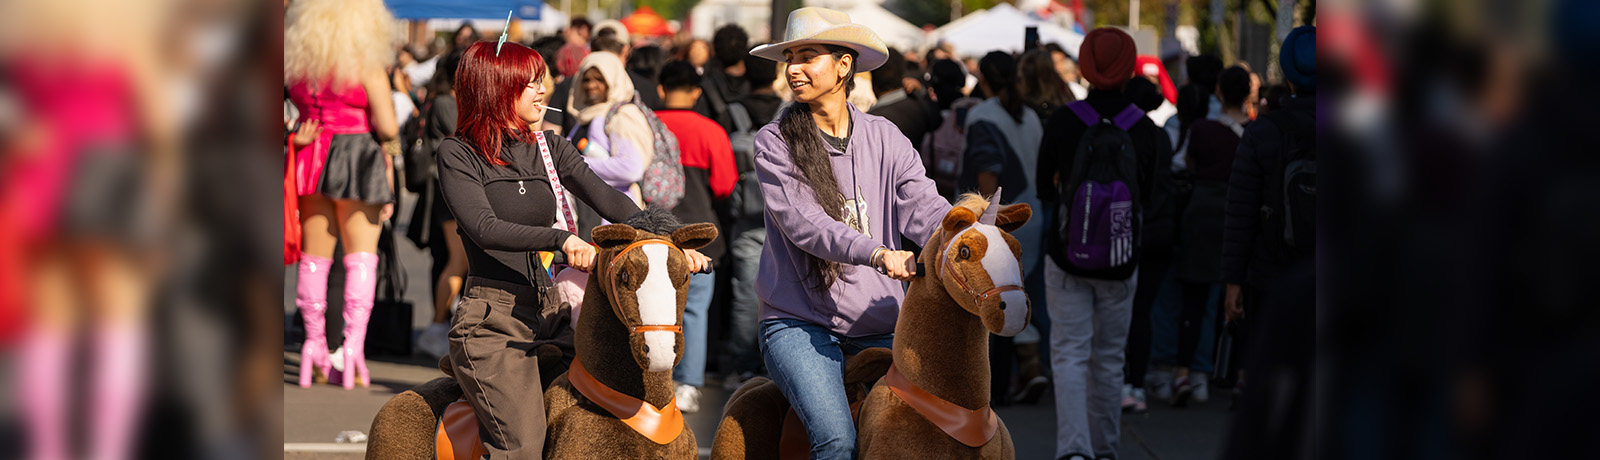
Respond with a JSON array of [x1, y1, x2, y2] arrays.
[[286, 0, 1316, 458]]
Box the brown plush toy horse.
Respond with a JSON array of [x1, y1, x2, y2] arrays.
[[364, 211, 714, 460], [540, 215, 716, 459], [710, 193, 1029, 460], [855, 192, 1031, 460]]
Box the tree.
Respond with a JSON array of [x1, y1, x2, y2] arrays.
[[885, 0, 1007, 28]]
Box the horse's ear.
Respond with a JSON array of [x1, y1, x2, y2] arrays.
[[995, 203, 1032, 233], [593, 224, 638, 250], [671, 223, 718, 251], [942, 206, 977, 234]]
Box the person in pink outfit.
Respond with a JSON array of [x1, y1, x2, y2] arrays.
[[285, 0, 401, 390], [2, 1, 180, 459]]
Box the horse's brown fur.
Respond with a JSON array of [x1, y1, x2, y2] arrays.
[[709, 348, 894, 460], [366, 376, 463, 460], [857, 195, 1031, 460], [543, 222, 716, 459]]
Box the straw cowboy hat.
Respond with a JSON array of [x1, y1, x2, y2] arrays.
[[749, 7, 889, 72]]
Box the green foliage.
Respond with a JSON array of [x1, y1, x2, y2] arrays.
[[885, 0, 1005, 28]]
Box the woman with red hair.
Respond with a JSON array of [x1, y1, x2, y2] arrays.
[[435, 40, 707, 457]]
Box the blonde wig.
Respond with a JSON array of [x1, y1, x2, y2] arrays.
[[284, 0, 397, 88]]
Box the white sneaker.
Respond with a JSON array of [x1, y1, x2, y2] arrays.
[[418, 322, 451, 359], [1147, 369, 1173, 400], [675, 384, 701, 413], [1012, 376, 1049, 404], [330, 346, 345, 372], [1192, 372, 1210, 403]]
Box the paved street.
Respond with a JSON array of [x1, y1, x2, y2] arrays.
[[283, 350, 1234, 459], [284, 189, 1235, 459]]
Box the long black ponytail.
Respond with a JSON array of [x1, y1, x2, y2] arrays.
[[779, 45, 857, 292]]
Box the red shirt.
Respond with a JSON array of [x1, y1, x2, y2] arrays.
[[656, 109, 737, 199]]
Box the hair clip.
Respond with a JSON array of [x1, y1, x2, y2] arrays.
[[495, 10, 512, 56]]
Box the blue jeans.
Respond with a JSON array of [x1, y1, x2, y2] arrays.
[[673, 271, 715, 387], [760, 318, 894, 460], [724, 227, 766, 375]]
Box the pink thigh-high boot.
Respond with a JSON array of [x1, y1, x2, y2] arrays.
[[341, 252, 378, 389], [296, 253, 334, 388], [20, 329, 70, 460], [90, 324, 148, 460]]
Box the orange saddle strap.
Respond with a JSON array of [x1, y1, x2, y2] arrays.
[[436, 399, 489, 460], [883, 364, 999, 447], [778, 401, 864, 460], [568, 358, 685, 445]]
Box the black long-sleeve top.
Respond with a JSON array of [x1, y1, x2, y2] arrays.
[[1221, 95, 1316, 288], [436, 131, 641, 285]]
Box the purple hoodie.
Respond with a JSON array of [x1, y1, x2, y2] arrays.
[[755, 104, 952, 337]]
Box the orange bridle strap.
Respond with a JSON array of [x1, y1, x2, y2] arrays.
[[938, 225, 1025, 302], [630, 324, 683, 334], [603, 239, 685, 336]]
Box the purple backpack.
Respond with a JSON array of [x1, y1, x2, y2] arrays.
[[1058, 101, 1145, 279]]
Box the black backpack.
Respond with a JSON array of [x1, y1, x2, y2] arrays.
[[726, 102, 764, 223], [1056, 101, 1146, 280], [1260, 109, 1316, 259]]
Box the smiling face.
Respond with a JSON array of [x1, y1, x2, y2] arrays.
[[581, 67, 609, 105], [782, 44, 852, 104], [514, 74, 548, 125]]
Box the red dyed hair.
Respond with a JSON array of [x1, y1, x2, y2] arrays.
[[455, 41, 548, 166]]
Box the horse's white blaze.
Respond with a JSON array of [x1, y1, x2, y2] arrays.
[[637, 244, 677, 372], [642, 331, 675, 372], [975, 225, 1028, 336]]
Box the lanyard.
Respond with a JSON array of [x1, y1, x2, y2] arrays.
[[532, 131, 579, 235]]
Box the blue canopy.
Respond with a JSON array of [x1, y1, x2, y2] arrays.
[[384, 0, 544, 20]]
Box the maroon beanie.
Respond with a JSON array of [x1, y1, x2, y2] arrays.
[[1078, 28, 1137, 90], [556, 43, 590, 79]]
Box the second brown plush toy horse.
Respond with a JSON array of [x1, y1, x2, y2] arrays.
[[856, 192, 1031, 460], [541, 211, 717, 459]]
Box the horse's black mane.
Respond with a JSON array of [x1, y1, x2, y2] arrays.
[[623, 208, 685, 236]]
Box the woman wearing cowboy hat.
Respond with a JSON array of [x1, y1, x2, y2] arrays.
[[748, 7, 954, 458]]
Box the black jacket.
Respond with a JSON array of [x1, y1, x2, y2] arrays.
[[1221, 94, 1316, 287], [868, 89, 939, 159], [1037, 89, 1174, 270], [405, 95, 459, 249], [436, 132, 640, 285], [695, 62, 751, 133]]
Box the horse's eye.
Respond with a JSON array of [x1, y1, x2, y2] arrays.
[[958, 246, 970, 259], [617, 268, 628, 282]]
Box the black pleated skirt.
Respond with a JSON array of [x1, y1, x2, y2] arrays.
[[317, 133, 394, 204]]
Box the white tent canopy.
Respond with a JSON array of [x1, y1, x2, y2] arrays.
[[928, 3, 1084, 59]]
